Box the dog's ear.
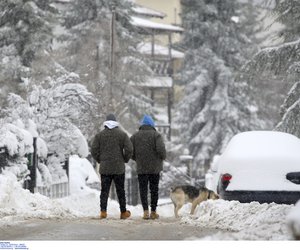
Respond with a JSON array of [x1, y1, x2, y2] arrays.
[[209, 191, 219, 200]]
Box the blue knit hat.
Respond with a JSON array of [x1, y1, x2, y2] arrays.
[[141, 115, 155, 127]]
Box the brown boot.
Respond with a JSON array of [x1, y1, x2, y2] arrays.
[[100, 211, 107, 219], [143, 210, 150, 220], [120, 210, 131, 219], [150, 211, 159, 220]]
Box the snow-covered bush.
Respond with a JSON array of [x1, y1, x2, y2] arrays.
[[0, 123, 33, 182], [28, 74, 95, 160], [0, 123, 33, 157], [1, 74, 95, 185]]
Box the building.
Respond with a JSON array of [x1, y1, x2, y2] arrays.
[[135, 0, 182, 44], [130, 2, 184, 140]]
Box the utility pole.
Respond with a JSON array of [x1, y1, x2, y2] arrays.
[[108, 4, 117, 199], [109, 3, 116, 110]]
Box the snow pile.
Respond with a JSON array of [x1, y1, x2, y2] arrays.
[[69, 155, 100, 194], [0, 173, 76, 226], [0, 172, 145, 224], [181, 199, 294, 240], [286, 200, 300, 239]]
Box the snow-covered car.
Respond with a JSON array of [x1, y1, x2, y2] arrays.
[[216, 131, 300, 204]]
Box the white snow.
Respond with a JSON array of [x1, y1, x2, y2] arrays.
[[287, 200, 300, 239], [69, 155, 100, 194], [0, 155, 298, 241], [130, 16, 184, 32], [216, 131, 300, 191], [132, 5, 166, 19], [0, 123, 33, 156]]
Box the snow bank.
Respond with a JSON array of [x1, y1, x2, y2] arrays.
[[287, 200, 300, 239], [69, 155, 100, 194], [0, 173, 75, 227], [181, 199, 293, 240]]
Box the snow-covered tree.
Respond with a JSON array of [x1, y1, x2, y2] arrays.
[[272, 0, 300, 43], [1, 74, 96, 184], [0, 0, 55, 107], [54, 0, 150, 131], [28, 73, 96, 157], [177, 0, 261, 175], [242, 0, 300, 137]]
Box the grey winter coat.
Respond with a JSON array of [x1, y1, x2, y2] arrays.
[[91, 127, 133, 175], [130, 125, 166, 174]]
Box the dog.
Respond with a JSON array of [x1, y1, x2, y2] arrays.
[[170, 185, 219, 218]]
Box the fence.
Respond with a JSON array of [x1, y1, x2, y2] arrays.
[[33, 156, 70, 199], [126, 175, 139, 206], [1, 141, 70, 199], [35, 182, 69, 199], [24, 138, 70, 198]]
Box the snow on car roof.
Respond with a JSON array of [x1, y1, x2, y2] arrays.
[[222, 131, 300, 159], [132, 5, 166, 19]]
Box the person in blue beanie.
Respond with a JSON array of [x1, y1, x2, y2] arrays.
[[130, 115, 166, 219]]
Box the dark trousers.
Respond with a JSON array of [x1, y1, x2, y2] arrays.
[[100, 174, 126, 213], [138, 174, 160, 212]]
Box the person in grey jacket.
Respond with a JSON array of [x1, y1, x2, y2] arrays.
[[130, 115, 166, 220], [91, 114, 133, 220]]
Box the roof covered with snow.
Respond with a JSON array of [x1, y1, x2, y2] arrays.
[[132, 5, 166, 19], [130, 16, 183, 33]]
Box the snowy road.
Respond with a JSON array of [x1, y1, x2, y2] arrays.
[[0, 217, 221, 240], [1, 175, 297, 241]]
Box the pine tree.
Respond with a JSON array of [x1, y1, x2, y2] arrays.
[[273, 0, 300, 136], [177, 0, 261, 175], [54, 0, 150, 131], [242, 0, 300, 137], [0, 0, 55, 106]]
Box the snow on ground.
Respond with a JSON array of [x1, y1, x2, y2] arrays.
[[0, 170, 297, 240]]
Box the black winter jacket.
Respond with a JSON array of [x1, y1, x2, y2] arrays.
[[91, 127, 133, 175], [130, 125, 166, 174]]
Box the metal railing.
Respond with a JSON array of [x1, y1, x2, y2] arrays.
[[35, 182, 70, 199], [126, 175, 139, 206]]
